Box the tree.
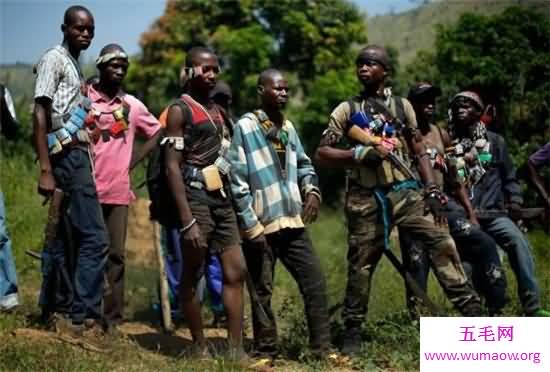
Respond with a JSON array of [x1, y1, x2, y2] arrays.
[[402, 6, 550, 163], [126, 0, 367, 116]]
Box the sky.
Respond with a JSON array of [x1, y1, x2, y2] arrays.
[[1, 0, 419, 65]]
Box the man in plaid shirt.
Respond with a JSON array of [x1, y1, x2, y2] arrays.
[[228, 69, 332, 360]]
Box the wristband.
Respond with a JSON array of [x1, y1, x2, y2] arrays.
[[180, 218, 197, 234]]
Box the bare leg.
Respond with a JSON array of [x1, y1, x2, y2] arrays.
[[180, 241, 207, 348], [219, 246, 246, 349]]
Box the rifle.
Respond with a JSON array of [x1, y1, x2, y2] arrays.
[[26, 189, 65, 261], [475, 208, 545, 220], [347, 125, 442, 315], [347, 124, 419, 182]]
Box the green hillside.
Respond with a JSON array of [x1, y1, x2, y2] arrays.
[[367, 0, 547, 66]]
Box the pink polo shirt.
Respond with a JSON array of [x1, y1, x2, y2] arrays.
[[89, 85, 160, 205]]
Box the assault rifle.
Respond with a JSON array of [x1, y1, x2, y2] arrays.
[[347, 121, 419, 183], [26, 189, 65, 260], [475, 208, 544, 220], [346, 125, 442, 315]]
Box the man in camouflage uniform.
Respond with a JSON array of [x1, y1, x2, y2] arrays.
[[314, 45, 481, 355]]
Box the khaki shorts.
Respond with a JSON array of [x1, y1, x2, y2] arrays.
[[188, 198, 240, 254]]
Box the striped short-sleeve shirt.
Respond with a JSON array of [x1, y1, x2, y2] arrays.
[[34, 44, 83, 129]]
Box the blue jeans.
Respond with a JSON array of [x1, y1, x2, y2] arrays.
[[39, 147, 108, 323], [0, 190, 19, 309], [481, 216, 541, 314], [400, 199, 508, 315]]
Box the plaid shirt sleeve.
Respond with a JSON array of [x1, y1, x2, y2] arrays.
[[293, 128, 321, 201], [34, 50, 62, 100], [228, 120, 264, 238]]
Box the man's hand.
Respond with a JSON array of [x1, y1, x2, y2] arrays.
[[38, 170, 56, 197], [353, 145, 387, 166], [182, 222, 202, 250], [302, 193, 320, 224], [423, 186, 448, 226], [468, 214, 480, 226], [248, 233, 268, 250], [374, 143, 391, 159]]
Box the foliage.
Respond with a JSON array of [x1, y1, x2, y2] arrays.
[[126, 0, 367, 114], [402, 6, 550, 169]]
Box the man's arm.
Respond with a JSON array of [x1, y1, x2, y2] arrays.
[[130, 100, 163, 170], [293, 128, 322, 223], [314, 102, 386, 168], [527, 144, 550, 209], [33, 97, 56, 196], [294, 128, 321, 198], [130, 130, 161, 170], [164, 104, 200, 248], [227, 120, 264, 239], [497, 135, 523, 206]]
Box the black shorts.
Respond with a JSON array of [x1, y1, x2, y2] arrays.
[[188, 197, 240, 254]]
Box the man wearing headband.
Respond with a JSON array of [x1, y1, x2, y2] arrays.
[[163, 47, 246, 360], [448, 91, 549, 317], [315, 45, 482, 354], [401, 83, 507, 317], [33, 5, 108, 338], [88, 44, 162, 334]]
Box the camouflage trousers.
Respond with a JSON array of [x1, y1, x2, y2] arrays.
[[342, 183, 481, 328]]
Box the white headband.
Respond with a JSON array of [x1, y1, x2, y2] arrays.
[[96, 51, 128, 66]]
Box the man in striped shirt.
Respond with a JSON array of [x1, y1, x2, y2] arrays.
[[33, 5, 108, 335]]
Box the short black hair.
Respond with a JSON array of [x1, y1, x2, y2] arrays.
[[63, 5, 93, 26], [257, 68, 283, 87], [185, 46, 215, 68]]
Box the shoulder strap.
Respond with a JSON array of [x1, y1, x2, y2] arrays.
[[215, 103, 234, 137], [347, 98, 360, 117], [394, 96, 405, 123], [172, 98, 193, 127]]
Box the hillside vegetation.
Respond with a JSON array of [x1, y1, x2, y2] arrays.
[[367, 0, 547, 66]]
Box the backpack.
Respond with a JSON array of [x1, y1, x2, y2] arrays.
[[146, 100, 192, 227]]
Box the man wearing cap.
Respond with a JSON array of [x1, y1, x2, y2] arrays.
[[315, 45, 482, 355], [33, 5, 108, 333], [88, 44, 162, 333], [447, 91, 549, 317], [402, 83, 507, 316]]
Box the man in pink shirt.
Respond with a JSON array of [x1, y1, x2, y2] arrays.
[[89, 44, 161, 333]]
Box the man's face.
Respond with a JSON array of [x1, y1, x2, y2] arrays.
[[452, 98, 481, 128], [413, 98, 436, 124], [356, 52, 386, 87], [261, 74, 289, 110], [100, 57, 128, 86], [190, 52, 220, 93], [63, 11, 95, 51]]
